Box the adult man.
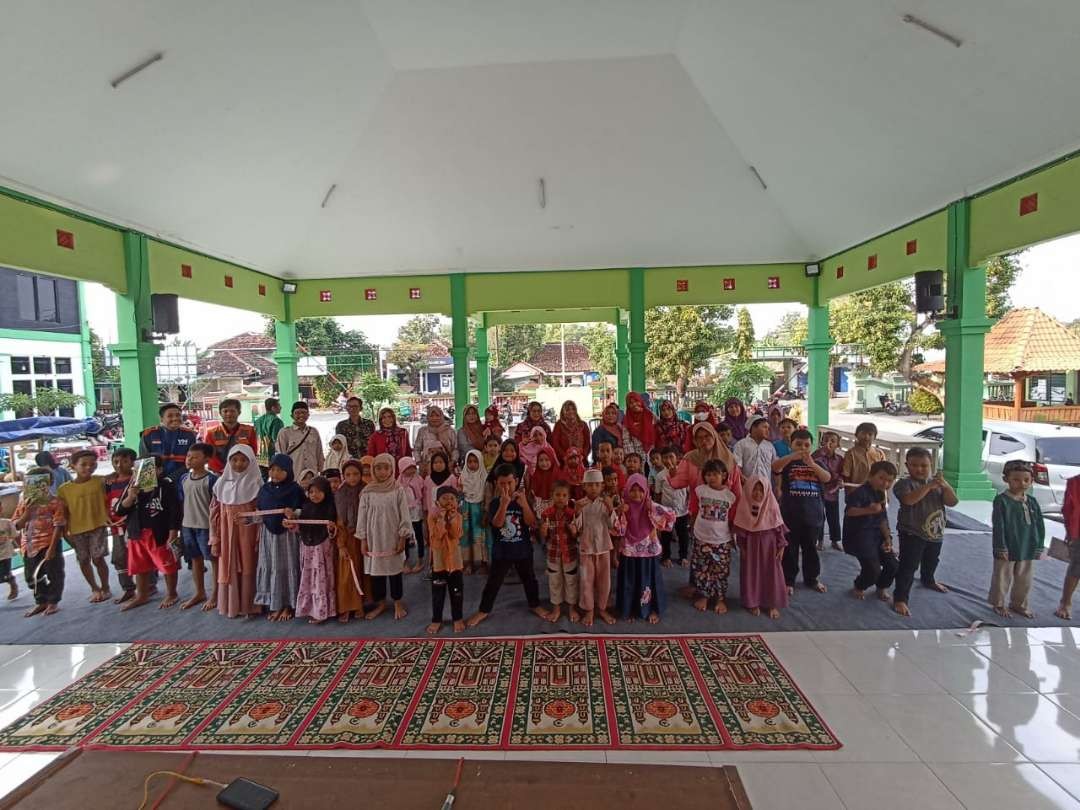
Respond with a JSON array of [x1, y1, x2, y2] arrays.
[[253, 397, 285, 475], [275, 400, 324, 474], [202, 398, 258, 474], [139, 403, 198, 480], [335, 396, 375, 459]]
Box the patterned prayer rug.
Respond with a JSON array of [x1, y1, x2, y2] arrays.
[[0, 635, 840, 752]]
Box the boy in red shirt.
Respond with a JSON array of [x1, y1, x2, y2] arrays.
[[539, 481, 579, 623], [12, 468, 66, 616]]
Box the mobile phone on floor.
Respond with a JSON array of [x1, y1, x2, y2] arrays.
[[217, 777, 279, 810]]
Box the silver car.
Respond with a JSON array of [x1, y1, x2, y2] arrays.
[[914, 420, 1080, 516]]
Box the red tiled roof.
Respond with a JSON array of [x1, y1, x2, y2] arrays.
[[528, 342, 592, 373], [197, 350, 277, 381], [205, 331, 275, 352], [984, 308, 1080, 374]]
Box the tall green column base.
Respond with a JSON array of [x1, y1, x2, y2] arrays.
[[475, 324, 490, 412], [615, 318, 629, 404], [804, 297, 833, 439], [273, 318, 300, 405], [76, 281, 97, 416], [450, 274, 470, 428], [112, 232, 160, 448], [628, 268, 646, 393]]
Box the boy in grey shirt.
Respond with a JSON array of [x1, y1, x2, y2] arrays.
[[176, 443, 219, 611]]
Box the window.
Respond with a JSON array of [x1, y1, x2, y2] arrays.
[[10, 357, 29, 375], [1036, 438, 1080, 466], [56, 379, 74, 417], [33, 357, 52, 375], [12, 273, 63, 324], [36, 277, 57, 322], [988, 433, 1025, 456], [11, 380, 31, 396], [440, 373, 454, 393], [54, 357, 72, 375], [16, 274, 35, 320]]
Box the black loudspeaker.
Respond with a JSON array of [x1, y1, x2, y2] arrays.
[[914, 270, 945, 313], [151, 293, 180, 333]]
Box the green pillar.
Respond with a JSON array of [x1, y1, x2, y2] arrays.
[[273, 295, 300, 405], [110, 232, 160, 448], [615, 316, 630, 404], [450, 273, 470, 428], [939, 199, 995, 500], [804, 284, 832, 439], [628, 268, 646, 393], [76, 281, 97, 416], [474, 318, 490, 412]]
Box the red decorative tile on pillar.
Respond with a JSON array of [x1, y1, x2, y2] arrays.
[[55, 230, 75, 250], [180, 264, 192, 278], [258, 284, 266, 296], [1019, 193, 1038, 216], [319, 290, 332, 303], [365, 288, 377, 301], [906, 239, 918, 255], [767, 276, 780, 289], [224, 275, 234, 288], [676, 279, 689, 292], [409, 287, 422, 300], [836, 266, 845, 279], [867, 254, 878, 270], [722, 278, 736, 291]]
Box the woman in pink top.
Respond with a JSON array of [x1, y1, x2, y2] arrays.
[[669, 422, 742, 516]]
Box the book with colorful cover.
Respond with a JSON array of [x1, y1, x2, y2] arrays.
[[133, 458, 158, 493]]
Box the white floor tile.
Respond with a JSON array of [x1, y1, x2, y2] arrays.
[[803, 693, 918, 763], [872, 694, 1025, 763], [767, 650, 857, 695], [1029, 627, 1080, 646], [974, 643, 1080, 694], [1040, 765, 1080, 804], [817, 645, 946, 695], [604, 749, 710, 765], [821, 762, 964, 809], [958, 694, 1080, 764], [0, 647, 33, 670], [901, 645, 1038, 694], [1047, 694, 1080, 717], [0, 753, 59, 800], [931, 763, 1080, 810], [708, 748, 817, 764], [737, 763, 842, 810]]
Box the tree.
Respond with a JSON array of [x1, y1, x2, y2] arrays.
[[0, 389, 86, 417], [491, 323, 545, 370], [89, 328, 118, 384], [387, 315, 441, 388], [762, 311, 808, 347], [436, 317, 475, 349], [356, 372, 400, 419], [645, 305, 734, 396], [985, 253, 1023, 320], [733, 307, 755, 362], [580, 323, 616, 375], [263, 315, 376, 405], [710, 362, 774, 406], [542, 323, 590, 344]]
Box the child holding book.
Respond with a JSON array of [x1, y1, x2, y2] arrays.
[[115, 456, 182, 611], [12, 468, 65, 616]]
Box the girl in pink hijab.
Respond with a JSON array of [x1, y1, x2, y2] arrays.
[[733, 476, 789, 619], [615, 473, 676, 623], [519, 425, 552, 475]]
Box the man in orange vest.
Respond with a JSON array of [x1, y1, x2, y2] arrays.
[[139, 403, 198, 480], [202, 398, 258, 474]]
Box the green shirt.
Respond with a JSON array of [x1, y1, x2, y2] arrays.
[[253, 412, 284, 466], [992, 492, 1045, 561]]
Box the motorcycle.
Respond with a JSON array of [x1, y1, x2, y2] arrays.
[[879, 393, 912, 416]]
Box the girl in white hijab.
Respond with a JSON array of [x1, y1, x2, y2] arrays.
[[210, 445, 264, 618], [459, 449, 489, 574]]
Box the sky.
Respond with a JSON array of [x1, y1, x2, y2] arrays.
[[84, 231, 1080, 350]]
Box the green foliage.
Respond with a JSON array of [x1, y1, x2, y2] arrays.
[[356, 372, 400, 418], [762, 311, 808, 347], [267, 316, 376, 405], [909, 388, 944, 415], [580, 323, 615, 375], [0, 389, 86, 416], [645, 306, 734, 393], [89, 328, 118, 384], [388, 315, 441, 387], [436, 317, 475, 348], [491, 323, 546, 370], [985, 252, 1022, 320], [830, 282, 914, 374], [542, 323, 590, 343], [710, 362, 774, 405], [733, 307, 755, 362]]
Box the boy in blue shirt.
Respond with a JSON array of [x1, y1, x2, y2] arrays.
[[843, 460, 899, 601]]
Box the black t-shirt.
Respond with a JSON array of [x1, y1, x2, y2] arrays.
[[487, 498, 533, 562], [780, 459, 825, 527], [843, 483, 887, 558]]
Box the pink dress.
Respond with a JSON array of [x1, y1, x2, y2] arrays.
[[297, 541, 336, 622], [735, 527, 789, 610], [210, 499, 260, 618]]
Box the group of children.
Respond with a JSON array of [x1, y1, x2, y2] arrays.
[[2, 402, 1055, 628]]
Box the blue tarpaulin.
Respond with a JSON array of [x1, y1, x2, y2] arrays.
[[0, 416, 99, 444]]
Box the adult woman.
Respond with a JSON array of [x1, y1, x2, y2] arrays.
[[591, 402, 623, 460], [483, 405, 505, 442], [655, 399, 692, 453], [691, 400, 719, 429], [457, 404, 487, 460], [513, 401, 551, 446], [414, 406, 458, 467], [366, 407, 412, 468], [551, 400, 591, 465], [622, 392, 656, 459], [669, 421, 743, 515], [719, 397, 749, 442]]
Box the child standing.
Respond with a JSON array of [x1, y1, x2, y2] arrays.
[[426, 485, 465, 634], [990, 460, 1046, 618], [482, 436, 501, 472], [528, 446, 559, 519], [115, 456, 182, 610], [561, 447, 587, 501], [615, 473, 669, 624], [57, 449, 112, 603], [209, 445, 263, 618], [772, 418, 797, 458], [691, 459, 737, 613], [357, 454, 413, 620], [253, 453, 305, 622], [399, 457, 426, 575], [177, 442, 220, 610], [105, 447, 137, 603], [574, 468, 616, 627], [12, 469, 65, 616], [892, 448, 957, 617], [657, 446, 691, 567], [539, 481, 579, 623], [812, 431, 844, 551], [733, 476, 789, 619], [290, 477, 338, 625], [772, 429, 831, 595], [843, 460, 899, 601], [421, 451, 459, 567], [841, 422, 885, 488], [734, 418, 777, 483], [0, 517, 17, 600], [334, 459, 366, 622], [324, 434, 349, 473], [459, 450, 488, 575]]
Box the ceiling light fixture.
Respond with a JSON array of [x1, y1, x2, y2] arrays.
[[749, 166, 768, 191], [282, 282, 298, 294], [320, 184, 337, 209], [110, 52, 164, 89], [804, 263, 821, 278], [902, 14, 963, 48], [538, 178, 547, 209]]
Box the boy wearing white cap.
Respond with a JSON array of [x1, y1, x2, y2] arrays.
[[574, 468, 616, 627]]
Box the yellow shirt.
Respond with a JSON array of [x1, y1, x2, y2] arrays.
[[841, 445, 886, 487], [57, 477, 110, 535]]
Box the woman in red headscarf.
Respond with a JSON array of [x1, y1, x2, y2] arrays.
[[622, 392, 656, 460], [692, 400, 719, 429], [482, 405, 505, 442], [655, 399, 691, 454], [561, 446, 587, 501], [552, 400, 592, 465]]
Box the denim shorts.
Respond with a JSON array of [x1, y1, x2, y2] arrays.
[[181, 527, 212, 562]]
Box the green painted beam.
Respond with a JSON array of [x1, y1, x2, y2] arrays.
[[474, 323, 490, 412], [273, 295, 300, 405], [804, 279, 832, 440], [450, 273, 470, 428], [291, 274, 452, 319], [0, 328, 82, 343], [628, 268, 646, 392], [481, 307, 619, 326], [615, 317, 629, 405], [76, 281, 97, 414], [644, 263, 814, 307]]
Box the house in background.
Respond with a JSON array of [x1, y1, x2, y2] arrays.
[[0, 267, 93, 419], [501, 343, 596, 389], [194, 332, 324, 413]]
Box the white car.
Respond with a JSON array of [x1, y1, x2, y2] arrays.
[[914, 420, 1080, 517]]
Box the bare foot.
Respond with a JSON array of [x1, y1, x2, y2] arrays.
[[114, 590, 134, 605], [1055, 604, 1072, 620], [928, 582, 949, 593], [181, 594, 206, 611], [465, 611, 488, 627], [394, 602, 408, 620], [353, 609, 365, 620], [43, 604, 59, 615], [279, 608, 294, 622], [121, 595, 151, 611], [337, 612, 350, 623], [267, 610, 280, 622], [647, 612, 660, 624], [852, 588, 866, 600], [1010, 605, 1034, 619], [453, 619, 465, 633], [768, 608, 781, 620], [24, 604, 46, 618], [569, 606, 581, 623], [786, 586, 794, 596], [88, 590, 103, 604], [816, 543, 824, 551], [748, 607, 761, 616], [993, 605, 1011, 618], [713, 599, 728, 615], [693, 596, 708, 612], [831, 542, 842, 551], [98, 589, 113, 603], [426, 621, 442, 635], [876, 589, 891, 603], [812, 582, 827, 593], [530, 606, 551, 620], [159, 594, 179, 609], [546, 605, 561, 623], [581, 609, 594, 627], [661, 559, 673, 568], [201, 599, 216, 612], [308, 617, 327, 625], [598, 609, 617, 625], [679, 558, 690, 569], [366, 602, 388, 621], [894, 601, 911, 617], [6, 582, 16, 601]]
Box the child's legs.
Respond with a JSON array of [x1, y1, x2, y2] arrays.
[[675, 515, 691, 560], [989, 558, 1012, 607], [578, 554, 596, 612], [595, 552, 612, 609], [781, 539, 801, 586], [919, 540, 943, 585], [564, 561, 579, 607], [24, 550, 42, 602], [70, 531, 102, 589], [876, 550, 898, 590], [547, 563, 565, 604], [110, 533, 135, 592], [389, 573, 404, 601], [0, 558, 11, 585], [447, 570, 464, 620], [803, 527, 822, 584], [1010, 561, 1035, 610], [514, 558, 541, 608], [824, 499, 841, 544], [660, 530, 673, 562], [415, 520, 425, 560], [716, 543, 732, 599], [854, 555, 881, 591], [431, 570, 448, 621], [893, 531, 923, 604], [478, 558, 511, 613], [371, 575, 388, 602]]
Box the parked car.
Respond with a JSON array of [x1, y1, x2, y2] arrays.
[[913, 420, 1080, 517]]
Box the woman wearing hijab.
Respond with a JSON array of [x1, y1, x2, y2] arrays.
[[366, 408, 412, 467], [415, 406, 458, 467], [513, 401, 551, 446], [669, 422, 743, 517], [692, 401, 719, 429], [591, 402, 624, 460], [622, 392, 656, 460], [483, 405, 505, 442], [614, 473, 673, 623], [290, 476, 337, 624], [335, 459, 367, 621], [766, 404, 784, 442], [209, 444, 263, 618], [734, 476, 790, 619], [655, 399, 691, 454], [253, 453, 305, 622], [551, 400, 591, 465], [719, 398, 750, 442], [457, 404, 487, 460]]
